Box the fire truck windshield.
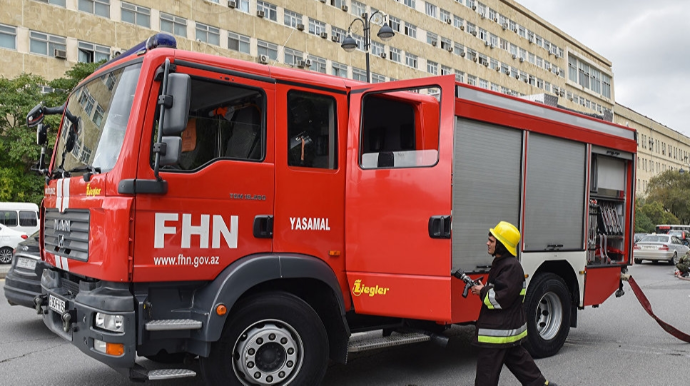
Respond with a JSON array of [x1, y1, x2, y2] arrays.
[[53, 63, 142, 176]]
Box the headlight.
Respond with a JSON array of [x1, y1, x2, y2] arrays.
[[95, 313, 124, 333]]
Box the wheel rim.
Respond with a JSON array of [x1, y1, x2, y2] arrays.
[[534, 291, 563, 341], [232, 319, 304, 385], [0, 248, 12, 264], [673, 253, 679, 265]]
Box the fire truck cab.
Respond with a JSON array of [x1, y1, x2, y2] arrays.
[[32, 34, 636, 384]]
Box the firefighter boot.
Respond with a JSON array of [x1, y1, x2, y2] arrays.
[[545, 382, 558, 386]]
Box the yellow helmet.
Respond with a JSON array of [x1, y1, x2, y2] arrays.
[[490, 221, 521, 257]]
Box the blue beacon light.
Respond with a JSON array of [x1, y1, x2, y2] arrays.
[[98, 33, 177, 69]]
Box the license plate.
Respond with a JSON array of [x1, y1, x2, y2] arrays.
[[16, 257, 37, 270], [49, 295, 65, 314], [642, 246, 657, 250]]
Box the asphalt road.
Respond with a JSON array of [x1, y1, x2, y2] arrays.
[[1, 262, 689, 385]]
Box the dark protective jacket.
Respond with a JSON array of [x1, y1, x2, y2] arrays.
[[473, 254, 527, 348]]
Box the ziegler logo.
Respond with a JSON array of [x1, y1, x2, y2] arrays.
[[352, 279, 390, 297], [86, 183, 101, 197]]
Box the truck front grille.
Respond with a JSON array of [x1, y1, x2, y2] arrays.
[[44, 209, 90, 262]]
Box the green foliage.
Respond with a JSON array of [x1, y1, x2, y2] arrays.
[[0, 62, 100, 205], [646, 169, 690, 224]]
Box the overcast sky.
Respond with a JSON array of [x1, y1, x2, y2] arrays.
[[516, 0, 690, 137]]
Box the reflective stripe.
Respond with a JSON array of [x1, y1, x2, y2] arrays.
[[520, 280, 526, 302], [477, 323, 528, 344], [484, 288, 502, 309]]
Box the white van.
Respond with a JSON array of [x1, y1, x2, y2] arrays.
[[0, 202, 40, 235]]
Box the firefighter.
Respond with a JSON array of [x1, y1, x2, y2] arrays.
[[470, 221, 557, 386], [676, 251, 690, 277]]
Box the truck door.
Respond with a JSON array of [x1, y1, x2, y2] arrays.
[[132, 63, 275, 282], [345, 76, 455, 321]]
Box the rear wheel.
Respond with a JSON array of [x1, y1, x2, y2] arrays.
[[0, 247, 13, 264], [523, 273, 571, 359], [201, 291, 328, 386], [670, 252, 679, 265]]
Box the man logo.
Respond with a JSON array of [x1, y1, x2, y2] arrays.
[[58, 234, 65, 248]]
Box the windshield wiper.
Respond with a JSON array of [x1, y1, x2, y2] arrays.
[[67, 165, 102, 182]]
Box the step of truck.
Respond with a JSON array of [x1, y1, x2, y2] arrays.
[[347, 331, 430, 353], [147, 369, 196, 381], [145, 319, 202, 331]]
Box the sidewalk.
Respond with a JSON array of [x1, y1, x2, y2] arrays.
[[0, 264, 10, 279]]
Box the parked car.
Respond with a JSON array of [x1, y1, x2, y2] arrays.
[[4, 231, 44, 309], [634, 233, 648, 243], [0, 223, 28, 264], [667, 230, 689, 246], [633, 234, 689, 265]]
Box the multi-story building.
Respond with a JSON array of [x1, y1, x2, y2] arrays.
[[0, 0, 684, 196]]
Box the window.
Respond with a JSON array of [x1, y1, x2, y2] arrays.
[[389, 47, 401, 62], [489, 58, 498, 70], [529, 52, 535, 64], [441, 37, 452, 51], [256, 1, 277, 21], [454, 15, 464, 29], [78, 0, 110, 17], [477, 2, 486, 15], [331, 0, 345, 8], [478, 28, 486, 41], [308, 55, 327, 73], [426, 32, 437, 46], [351, 34, 364, 51], [332, 62, 348, 78], [441, 65, 452, 76], [405, 52, 417, 68], [36, 0, 66, 5], [488, 8, 496, 21], [389, 16, 401, 32], [404, 0, 415, 8], [121, 2, 150, 28], [578, 61, 590, 89], [237, 0, 250, 13], [253, 41, 276, 62], [371, 41, 384, 57], [284, 10, 303, 28], [427, 60, 438, 75], [466, 22, 476, 36], [29, 31, 66, 57], [359, 86, 440, 169], [455, 70, 464, 83], [351, 1, 366, 17], [159, 79, 264, 171], [284, 47, 303, 66], [479, 78, 488, 89], [308, 18, 327, 36], [160, 13, 187, 37], [518, 26, 526, 38], [229, 32, 251, 54], [602, 74, 611, 98], [196, 23, 220, 45], [454, 42, 465, 57], [591, 67, 601, 93], [18, 211, 37, 227], [331, 27, 346, 43], [0, 211, 18, 226], [0, 24, 17, 50], [489, 34, 498, 47], [286, 91, 337, 169], [372, 73, 386, 83], [404, 22, 416, 38], [352, 68, 367, 81], [425, 2, 437, 17], [440, 9, 451, 23], [78, 41, 110, 63]]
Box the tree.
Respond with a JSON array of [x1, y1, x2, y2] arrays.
[[0, 62, 101, 204], [646, 169, 690, 224]]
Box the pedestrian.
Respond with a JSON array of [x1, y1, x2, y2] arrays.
[[676, 250, 690, 278], [470, 221, 557, 386]]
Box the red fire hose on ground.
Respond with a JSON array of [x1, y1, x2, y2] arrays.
[[622, 274, 690, 343]]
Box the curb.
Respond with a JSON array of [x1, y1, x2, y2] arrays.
[[0, 265, 10, 280]]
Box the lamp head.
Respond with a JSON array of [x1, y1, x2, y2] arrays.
[[341, 35, 358, 52], [377, 24, 395, 41]]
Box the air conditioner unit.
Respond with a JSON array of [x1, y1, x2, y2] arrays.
[[515, 73, 519, 79], [529, 38, 534, 44], [447, 46, 453, 53], [546, 65, 551, 70], [228, 0, 236, 8], [446, 18, 452, 24], [494, 17, 498, 22], [473, 56, 478, 62], [524, 78, 528, 83], [320, 32, 328, 39], [296, 59, 306, 68], [471, 31, 477, 36], [297, 23, 305, 31], [502, 23, 507, 30], [460, 51, 465, 57], [569, 97, 574, 101], [519, 57, 524, 63], [431, 40, 437, 46], [54, 49, 67, 59], [512, 54, 517, 59], [111, 48, 122, 57], [480, 13, 485, 19], [513, 27, 517, 33], [380, 52, 387, 59], [331, 35, 339, 42], [460, 25, 465, 31], [490, 43, 494, 49], [304, 58, 312, 67], [484, 40, 489, 46], [319, 0, 325, 2], [484, 61, 488, 67], [341, 5, 348, 11], [259, 54, 269, 64], [505, 70, 510, 75], [257, 10, 265, 18], [495, 66, 500, 71], [560, 90, 565, 97], [472, 5, 477, 10]]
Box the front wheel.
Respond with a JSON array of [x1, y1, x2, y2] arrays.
[[0, 247, 13, 264], [201, 291, 329, 386], [670, 252, 679, 265], [523, 273, 571, 359]]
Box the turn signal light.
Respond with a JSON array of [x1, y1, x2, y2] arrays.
[[94, 339, 125, 356]]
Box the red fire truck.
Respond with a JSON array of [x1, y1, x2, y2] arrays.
[[29, 34, 636, 384]]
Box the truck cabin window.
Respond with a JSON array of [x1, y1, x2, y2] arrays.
[[359, 87, 440, 169], [287, 91, 337, 169], [156, 77, 265, 171]]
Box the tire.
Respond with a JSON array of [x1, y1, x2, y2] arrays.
[[0, 247, 13, 264], [523, 273, 571, 359], [670, 252, 678, 265], [144, 351, 187, 364], [200, 291, 329, 386], [634, 258, 642, 265]]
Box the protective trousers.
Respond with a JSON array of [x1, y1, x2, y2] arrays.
[[475, 344, 546, 386]]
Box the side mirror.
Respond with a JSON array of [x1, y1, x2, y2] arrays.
[[27, 103, 45, 128], [159, 136, 181, 166], [36, 124, 48, 146], [161, 73, 191, 136]]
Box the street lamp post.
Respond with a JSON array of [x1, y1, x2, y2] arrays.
[[340, 11, 395, 83]]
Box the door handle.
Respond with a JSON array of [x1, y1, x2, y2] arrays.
[[253, 215, 273, 238], [428, 215, 451, 239]]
